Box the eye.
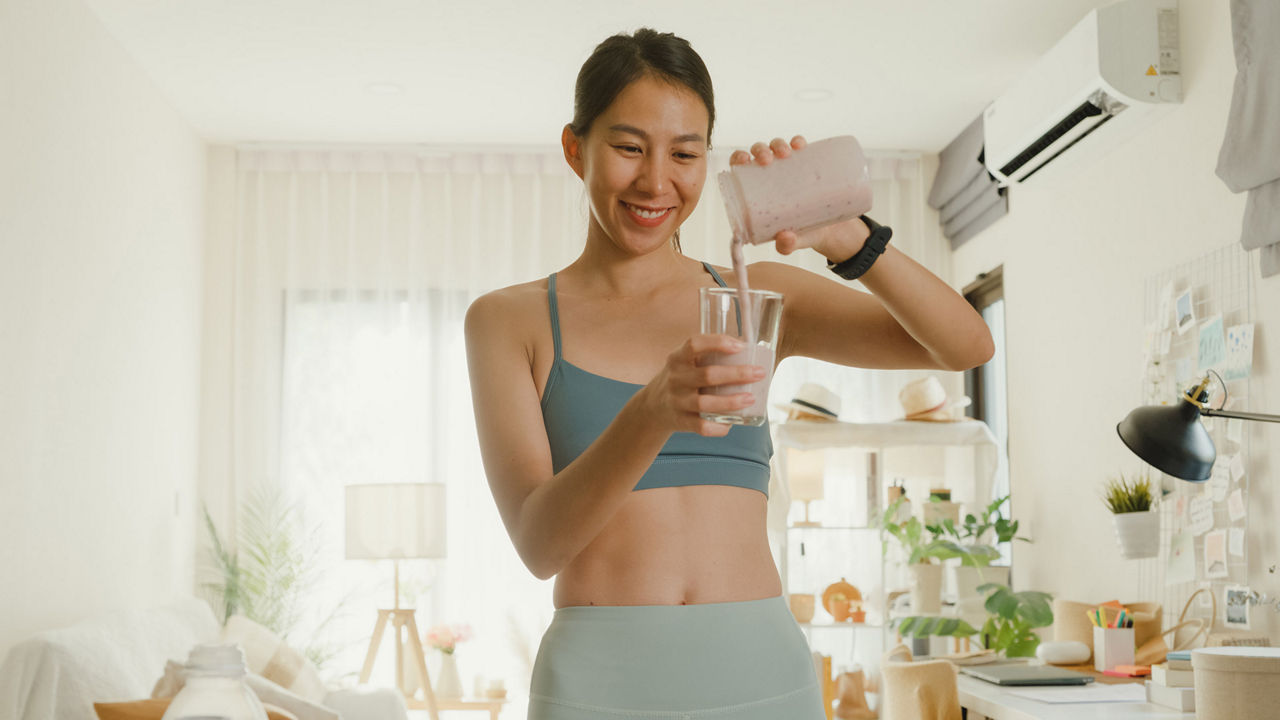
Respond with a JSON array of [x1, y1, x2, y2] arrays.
[[614, 144, 641, 154], [675, 152, 701, 161]]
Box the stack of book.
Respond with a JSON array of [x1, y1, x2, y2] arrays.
[[1145, 650, 1195, 711]]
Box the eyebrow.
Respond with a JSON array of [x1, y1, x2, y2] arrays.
[[608, 124, 706, 145]]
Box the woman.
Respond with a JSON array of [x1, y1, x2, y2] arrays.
[[465, 28, 994, 720]]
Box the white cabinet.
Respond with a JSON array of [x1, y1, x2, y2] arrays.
[[769, 419, 1000, 677]]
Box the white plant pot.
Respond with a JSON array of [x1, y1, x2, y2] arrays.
[[1112, 511, 1160, 559], [909, 563, 943, 615], [952, 565, 1011, 619]]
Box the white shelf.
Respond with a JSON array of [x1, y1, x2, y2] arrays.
[[772, 418, 1002, 682]]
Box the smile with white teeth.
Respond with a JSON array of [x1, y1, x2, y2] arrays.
[[624, 202, 672, 219]]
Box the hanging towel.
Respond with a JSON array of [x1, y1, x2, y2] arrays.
[[1216, 0, 1280, 276]]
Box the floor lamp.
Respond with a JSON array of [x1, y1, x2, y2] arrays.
[[346, 483, 447, 720]]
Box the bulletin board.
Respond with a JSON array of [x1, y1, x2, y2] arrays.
[[1138, 242, 1255, 631]]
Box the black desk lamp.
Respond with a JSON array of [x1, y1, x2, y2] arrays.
[[1117, 372, 1280, 482]]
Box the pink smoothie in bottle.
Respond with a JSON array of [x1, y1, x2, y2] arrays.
[[718, 135, 873, 246]]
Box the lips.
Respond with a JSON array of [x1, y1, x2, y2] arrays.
[[622, 201, 674, 227]]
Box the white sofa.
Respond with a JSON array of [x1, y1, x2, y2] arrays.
[[0, 598, 406, 720]]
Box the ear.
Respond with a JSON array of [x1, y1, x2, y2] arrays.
[[561, 124, 585, 180]]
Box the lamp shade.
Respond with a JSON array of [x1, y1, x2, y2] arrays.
[[1116, 398, 1215, 482], [787, 449, 826, 502], [345, 483, 447, 559]]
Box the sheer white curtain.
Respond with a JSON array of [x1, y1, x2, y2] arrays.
[[227, 145, 940, 712]]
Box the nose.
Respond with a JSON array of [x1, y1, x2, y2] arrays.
[[634, 153, 668, 196]]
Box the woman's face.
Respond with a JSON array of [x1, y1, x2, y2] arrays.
[[564, 74, 709, 256]]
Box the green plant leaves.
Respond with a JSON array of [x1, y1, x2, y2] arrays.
[[895, 615, 978, 638], [1102, 472, 1154, 513]]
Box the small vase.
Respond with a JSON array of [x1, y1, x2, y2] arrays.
[[1112, 511, 1159, 559], [435, 651, 464, 699]]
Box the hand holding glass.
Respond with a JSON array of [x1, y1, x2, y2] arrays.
[[698, 287, 783, 426]]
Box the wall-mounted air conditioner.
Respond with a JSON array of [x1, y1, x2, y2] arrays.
[[983, 0, 1181, 186]]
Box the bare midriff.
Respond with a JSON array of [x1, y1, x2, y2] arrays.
[[552, 484, 783, 608]]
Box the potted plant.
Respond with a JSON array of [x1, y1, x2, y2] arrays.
[[934, 495, 1031, 618], [879, 498, 966, 614], [1103, 471, 1158, 559], [895, 583, 1054, 658]]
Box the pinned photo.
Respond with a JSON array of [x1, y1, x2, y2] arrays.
[[1204, 529, 1229, 579], [1224, 585, 1251, 629], [1175, 288, 1196, 335]]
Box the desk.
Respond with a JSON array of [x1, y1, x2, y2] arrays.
[[957, 675, 1193, 720]]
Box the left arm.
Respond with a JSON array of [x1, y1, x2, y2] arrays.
[[751, 251, 994, 371]]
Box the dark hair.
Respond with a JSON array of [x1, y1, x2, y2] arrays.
[[570, 28, 715, 252], [570, 28, 715, 142]]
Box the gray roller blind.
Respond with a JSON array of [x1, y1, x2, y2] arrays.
[[929, 114, 1007, 249]]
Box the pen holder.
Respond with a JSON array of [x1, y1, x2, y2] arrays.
[[1093, 626, 1135, 672]]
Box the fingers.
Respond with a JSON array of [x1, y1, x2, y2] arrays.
[[749, 141, 774, 166], [735, 135, 808, 169], [773, 230, 800, 255], [684, 333, 746, 359]]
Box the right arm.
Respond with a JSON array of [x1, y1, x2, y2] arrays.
[[464, 289, 760, 580]]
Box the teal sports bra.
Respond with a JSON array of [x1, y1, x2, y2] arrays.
[[539, 263, 773, 497]]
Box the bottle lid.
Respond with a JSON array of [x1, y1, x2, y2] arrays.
[[185, 643, 249, 676]]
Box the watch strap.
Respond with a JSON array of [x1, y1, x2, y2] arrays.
[[827, 215, 893, 281]]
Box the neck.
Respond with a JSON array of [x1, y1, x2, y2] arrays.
[[569, 225, 693, 297]]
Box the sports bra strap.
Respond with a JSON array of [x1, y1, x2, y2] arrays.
[[550, 264, 721, 360], [547, 273, 563, 360], [703, 262, 729, 288]]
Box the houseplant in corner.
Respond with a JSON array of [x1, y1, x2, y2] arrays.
[[935, 495, 1031, 620], [1103, 471, 1158, 559], [879, 498, 966, 614], [895, 582, 1054, 658]]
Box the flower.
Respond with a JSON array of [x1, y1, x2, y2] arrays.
[[426, 622, 474, 655]]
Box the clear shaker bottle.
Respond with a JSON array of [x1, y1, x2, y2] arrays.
[[161, 644, 268, 720], [718, 135, 873, 245]]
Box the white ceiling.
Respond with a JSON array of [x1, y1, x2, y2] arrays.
[[83, 0, 1113, 153]]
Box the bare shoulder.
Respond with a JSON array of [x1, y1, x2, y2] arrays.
[[466, 279, 547, 330]]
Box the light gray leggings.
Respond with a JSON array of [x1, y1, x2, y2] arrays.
[[528, 594, 826, 719]]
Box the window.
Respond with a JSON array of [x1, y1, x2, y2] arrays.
[[964, 266, 1012, 559]]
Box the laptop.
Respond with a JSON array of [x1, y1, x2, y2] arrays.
[[959, 663, 1095, 686]]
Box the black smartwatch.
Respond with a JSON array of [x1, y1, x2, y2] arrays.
[[827, 215, 893, 281]]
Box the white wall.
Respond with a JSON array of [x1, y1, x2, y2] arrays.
[[0, 0, 206, 657], [952, 0, 1280, 640]]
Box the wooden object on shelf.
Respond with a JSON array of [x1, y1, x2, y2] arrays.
[[834, 667, 877, 720], [812, 652, 837, 720], [822, 578, 863, 621], [790, 593, 817, 623]]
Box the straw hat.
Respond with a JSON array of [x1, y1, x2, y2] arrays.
[[775, 383, 842, 421], [898, 376, 971, 422]]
